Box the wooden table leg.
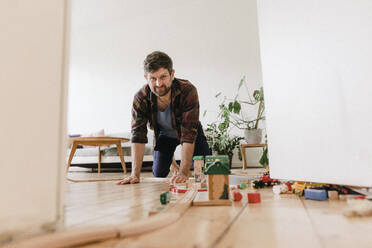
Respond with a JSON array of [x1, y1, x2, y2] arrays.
[[66, 142, 78, 174], [116, 141, 127, 175], [98, 146, 101, 174], [240, 145, 247, 170]]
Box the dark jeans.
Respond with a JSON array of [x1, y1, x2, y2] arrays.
[[152, 125, 211, 177]]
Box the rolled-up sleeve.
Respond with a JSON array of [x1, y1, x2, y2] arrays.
[[180, 84, 199, 144], [131, 91, 148, 143]]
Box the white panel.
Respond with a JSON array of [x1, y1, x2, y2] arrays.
[[257, 0, 372, 186], [0, 0, 66, 234]]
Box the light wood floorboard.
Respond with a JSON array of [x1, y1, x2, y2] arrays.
[[64, 170, 372, 248]]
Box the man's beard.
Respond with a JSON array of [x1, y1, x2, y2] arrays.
[[152, 85, 171, 97]]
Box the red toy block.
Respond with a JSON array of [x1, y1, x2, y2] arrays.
[[170, 187, 188, 193], [248, 193, 261, 203], [354, 195, 366, 200], [233, 191, 242, 201], [285, 182, 292, 191]]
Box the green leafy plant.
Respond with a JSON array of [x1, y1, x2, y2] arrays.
[[259, 134, 269, 168], [226, 76, 265, 130], [226, 77, 269, 168], [204, 77, 269, 168], [205, 99, 243, 167]]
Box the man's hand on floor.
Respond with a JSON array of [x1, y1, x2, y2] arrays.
[[170, 172, 188, 184], [170, 161, 179, 177], [116, 175, 140, 185]]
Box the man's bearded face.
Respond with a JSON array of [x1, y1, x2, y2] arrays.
[[146, 68, 174, 97]]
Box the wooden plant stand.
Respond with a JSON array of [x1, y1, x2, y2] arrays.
[[240, 143, 267, 169]]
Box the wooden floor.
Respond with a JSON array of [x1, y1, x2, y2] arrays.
[[65, 169, 372, 248]]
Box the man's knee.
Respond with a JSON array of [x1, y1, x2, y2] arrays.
[[152, 167, 169, 178], [153, 150, 173, 178]]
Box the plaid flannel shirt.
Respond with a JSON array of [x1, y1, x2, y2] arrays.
[[131, 78, 200, 146]]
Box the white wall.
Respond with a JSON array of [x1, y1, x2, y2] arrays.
[[0, 0, 67, 237], [68, 0, 263, 137], [258, 0, 372, 186]]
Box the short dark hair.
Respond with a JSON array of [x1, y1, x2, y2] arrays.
[[144, 51, 173, 75]]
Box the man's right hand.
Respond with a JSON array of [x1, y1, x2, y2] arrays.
[[116, 175, 140, 185]]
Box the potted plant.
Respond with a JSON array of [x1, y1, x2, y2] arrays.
[[228, 77, 270, 168], [205, 101, 243, 168], [226, 76, 265, 144]]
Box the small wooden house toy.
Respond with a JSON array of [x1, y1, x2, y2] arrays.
[[204, 155, 230, 200]]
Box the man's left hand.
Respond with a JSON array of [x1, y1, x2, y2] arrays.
[[170, 172, 188, 184]]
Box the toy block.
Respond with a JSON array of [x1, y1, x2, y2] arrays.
[[160, 192, 170, 205], [292, 181, 306, 196], [193, 155, 205, 183], [304, 189, 327, 201], [239, 183, 247, 189], [248, 192, 261, 203], [232, 191, 242, 201], [328, 190, 339, 200]]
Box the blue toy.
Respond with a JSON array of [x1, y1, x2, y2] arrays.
[[304, 189, 328, 201]]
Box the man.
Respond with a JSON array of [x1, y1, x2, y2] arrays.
[[117, 51, 210, 185]]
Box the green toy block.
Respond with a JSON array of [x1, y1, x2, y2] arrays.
[[160, 192, 170, 205]]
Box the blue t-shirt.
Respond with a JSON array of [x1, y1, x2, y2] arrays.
[[157, 104, 177, 138]]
